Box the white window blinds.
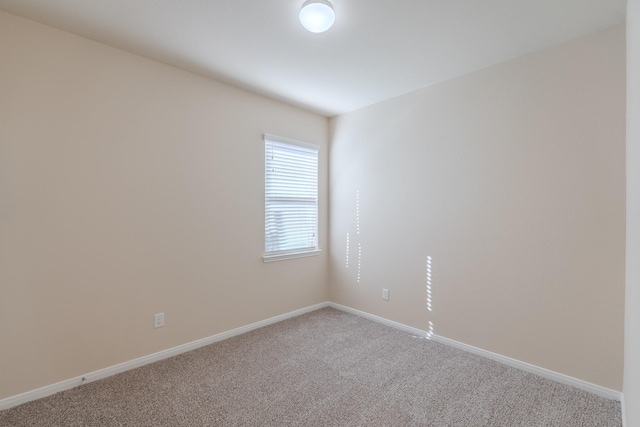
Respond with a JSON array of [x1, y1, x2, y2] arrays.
[[264, 135, 319, 256]]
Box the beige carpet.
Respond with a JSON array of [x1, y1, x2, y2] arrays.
[[0, 307, 622, 426]]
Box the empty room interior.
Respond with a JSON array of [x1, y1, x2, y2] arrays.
[[1, 0, 640, 425]]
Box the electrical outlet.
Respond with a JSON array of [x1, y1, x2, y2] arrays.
[[154, 313, 164, 328], [382, 288, 389, 301]]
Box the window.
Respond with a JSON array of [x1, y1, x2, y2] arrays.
[[263, 134, 320, 262]]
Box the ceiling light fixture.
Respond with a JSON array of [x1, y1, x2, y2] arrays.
[[299, 0, 335, 33]]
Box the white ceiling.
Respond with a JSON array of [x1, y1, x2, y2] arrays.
[[0, 0, 627, 117]]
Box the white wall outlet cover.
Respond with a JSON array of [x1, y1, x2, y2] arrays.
[[382, 289, 389, 301], [154, 313, 164, 328]]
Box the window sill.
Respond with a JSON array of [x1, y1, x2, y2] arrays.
[[262, 249, 322, 263]]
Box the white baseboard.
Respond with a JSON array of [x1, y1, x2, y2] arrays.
[[0, 301, 330, 411], [1, 301, 622, 411], [621, 393, 627, 427], [329, 302, 623, 402]]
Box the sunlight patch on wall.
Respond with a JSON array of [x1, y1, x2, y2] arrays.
[[345, 232, 350, 268], [356, 190, 360, 235], [426, 256, 432, 312], [346, 190, 362, 283], [357, 242, 362, 283], [426, 256, 434, 340]]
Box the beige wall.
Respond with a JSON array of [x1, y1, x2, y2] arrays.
[[0, 11, 328, 400], [626, 0, 640, 423], [329, 26, 625, 390], [0, 7, 628, 403]]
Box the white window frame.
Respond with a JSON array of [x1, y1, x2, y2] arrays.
[[263, 134, 321, 263]]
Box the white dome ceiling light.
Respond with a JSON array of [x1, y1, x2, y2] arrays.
[[299, 0, 336, 33]]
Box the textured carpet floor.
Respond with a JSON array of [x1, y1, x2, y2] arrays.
[[0, 307, 622, 426]]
